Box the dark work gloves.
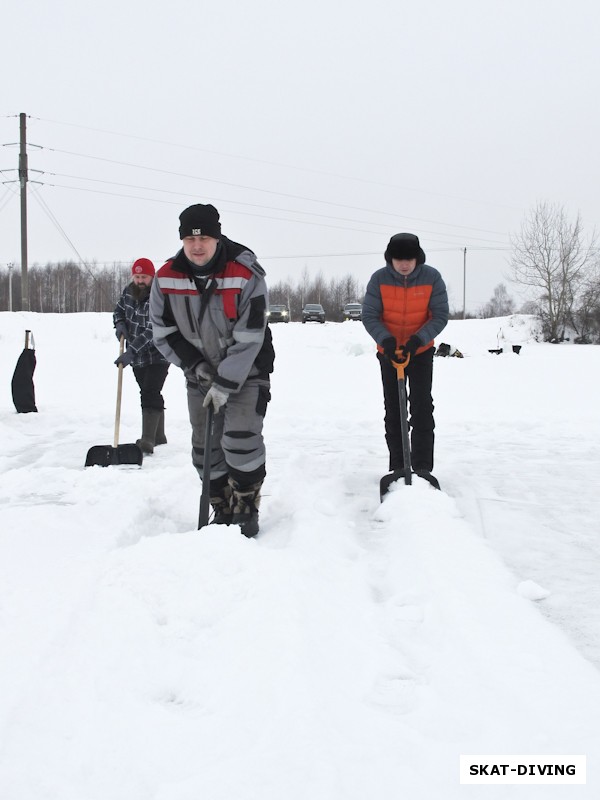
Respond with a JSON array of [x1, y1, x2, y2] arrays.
[[115, 322, 128, 341], [114, 349, 134, 368], [381, 336, 397, 360], [400, 335, 421, 358], [194, 361, 216, 384]]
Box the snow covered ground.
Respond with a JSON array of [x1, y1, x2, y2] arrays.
[[1, 311, 599, 799]]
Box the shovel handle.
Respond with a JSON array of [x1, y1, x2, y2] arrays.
[[114, 336, 125, 448], [390, 351, 410, 379], [198, 403, 215, 529]]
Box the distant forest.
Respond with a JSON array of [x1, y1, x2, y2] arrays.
[[0, 262, 369, 322]]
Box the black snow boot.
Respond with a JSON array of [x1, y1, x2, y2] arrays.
[[229, 479, 262, 538], [413, 469, 440, 490], [155, 410, 167, 446], [210, 475, 233, 525], [136, 408, 161, 454]]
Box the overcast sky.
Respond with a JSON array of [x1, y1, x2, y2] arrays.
[[2, 0, 599, 310]]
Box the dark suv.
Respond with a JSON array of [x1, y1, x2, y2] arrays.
[[267, 304, 290, 323], [302, 303, 326, 324], [343, 303, 362, 321]]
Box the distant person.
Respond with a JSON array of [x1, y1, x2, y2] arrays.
[[113, 258, 170, 454], [362, 233, 449, 487], [150, 204, 274, 537]]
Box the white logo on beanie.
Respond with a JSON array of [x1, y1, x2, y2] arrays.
[[192, 228, 202, 235]]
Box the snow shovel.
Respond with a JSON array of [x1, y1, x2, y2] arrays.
[[198, 403, 214, 529], [379, 351, 412, 501], [85, 336, 143, 468], [11, 330, 38, 413]]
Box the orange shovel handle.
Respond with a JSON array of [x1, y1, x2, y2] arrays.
[[390, 351, 410, 379]]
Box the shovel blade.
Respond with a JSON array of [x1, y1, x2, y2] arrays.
[[85, 443, 144, 468], [380, 468, 412, 501]]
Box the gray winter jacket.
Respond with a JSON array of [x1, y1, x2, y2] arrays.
[[150, 238, 274, 393]]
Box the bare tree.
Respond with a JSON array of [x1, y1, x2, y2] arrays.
[[510, 202, 597, 341], [480, 283, 515, 319], [570, 267, 600, 343]]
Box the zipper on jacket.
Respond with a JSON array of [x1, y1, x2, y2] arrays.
[[184, 295, 197, 335], [401, 275, 409, 342]]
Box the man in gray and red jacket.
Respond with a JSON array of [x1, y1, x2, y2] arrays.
[[150, 203, 274, 537]]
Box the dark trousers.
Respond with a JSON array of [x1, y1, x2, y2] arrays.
[[132, 363, 170, 410], [378, 347, 435, 472]]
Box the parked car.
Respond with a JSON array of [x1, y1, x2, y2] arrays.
[[343, 302, 362, 321], [302, 303, 326, 324], [267, 304, 290, 323]]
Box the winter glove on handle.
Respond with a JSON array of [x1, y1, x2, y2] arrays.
[[400, 335, 421, 359], [194, 361, 216, 385], [114, 321, 128, 341], [114, 349, 134, 368], [381, 336, 398, 360], [203, 384, 229, 414]]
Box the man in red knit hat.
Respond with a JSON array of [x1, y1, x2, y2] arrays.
[[113, 258, 170, 453]]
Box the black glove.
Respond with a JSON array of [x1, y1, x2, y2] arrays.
[[114, 349, 134, 368], [400, 335, 421, 358], [114, 321, 128, 341], [381, 336, 397, 360]]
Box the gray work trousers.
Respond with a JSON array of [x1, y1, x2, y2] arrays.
[[187, 379, 270, 487]]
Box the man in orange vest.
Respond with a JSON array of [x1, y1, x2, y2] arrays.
[[362, 233, 449, 486]]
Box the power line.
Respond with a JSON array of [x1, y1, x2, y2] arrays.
[[32, 114, 521, 214], [261, 246, 511, 260], [40, 171, 509, 246], [37, 179, 511, 247], [33, 144, 510, 240], [29, 187, 127, 306]]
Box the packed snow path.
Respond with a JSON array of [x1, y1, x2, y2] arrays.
[[1, 312, 599, 798]]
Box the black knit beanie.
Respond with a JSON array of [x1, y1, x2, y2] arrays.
[[384, 233, 426, 265], [179, 204, 222, 239]]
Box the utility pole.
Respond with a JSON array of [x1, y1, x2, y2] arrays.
[[19, 112, 29, 311], [7, 263, 13, 311], [462, 247, 467, 320]]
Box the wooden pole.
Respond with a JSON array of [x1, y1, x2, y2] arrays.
[[19, 113, 29, 311]]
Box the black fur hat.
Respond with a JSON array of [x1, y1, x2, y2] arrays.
[[384, 233, 426, 265]]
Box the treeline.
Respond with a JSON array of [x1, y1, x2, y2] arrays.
[[3, 230, 600, 341], [0, 262, 134, 313], [0, 262, 366, 321]]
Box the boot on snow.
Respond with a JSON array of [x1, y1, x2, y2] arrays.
[[229, 479, 262, 538], [154, 410, 167, 446], [413, 469, 440, 490], [136, 408, 161, 454], [209, 475, 233, 525]]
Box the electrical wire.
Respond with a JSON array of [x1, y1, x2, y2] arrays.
[[36, 145, 510, 240], [41, 171, 509, 246], [32, 114, 521, 213]]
